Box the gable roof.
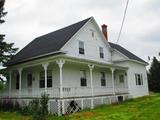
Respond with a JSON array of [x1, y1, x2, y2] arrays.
[[6, 17, 92, 66], [109, 42, 147, 64]]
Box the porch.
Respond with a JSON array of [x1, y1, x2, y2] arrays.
[[1, 56, 129, 99]]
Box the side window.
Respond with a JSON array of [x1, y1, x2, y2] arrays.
[[99, 47, 104, 58], [80, 70, 87, 86], [135, 74, 143, 85], [119, 75, 124, 83], [79, 41, 85, 55], [101, 72, 106, 86]]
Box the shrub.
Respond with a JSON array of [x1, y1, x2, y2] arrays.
[[2, 97, 14, 111], [28, 93, 49, 120], [14, 100, 21, 111], [40, 92, 49, 116]]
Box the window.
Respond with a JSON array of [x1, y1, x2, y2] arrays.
[[39, 70, 52, 88], [16, 74, 19, 89], [79, 41, 85, 54], [27, 74, 32, 87], [135, 74, 143, 85], [80, 70, 87, 86], [119, 75, 124, 83], [99, 47, 104, 58], [91, 31, 94, 38], [101, 72, 106, 86]]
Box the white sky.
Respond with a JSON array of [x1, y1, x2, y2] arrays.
[[1, 0, 160, 62]]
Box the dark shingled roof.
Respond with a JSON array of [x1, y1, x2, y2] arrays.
[[6, 17, 147, 66], [109, 42, 147, 64], [6, 17, 91, 66]]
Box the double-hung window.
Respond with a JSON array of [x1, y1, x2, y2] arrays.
[[79, 41, 85, 54], [101, 72, 106, 86], [16, 74, 19, 89], [119, 75, 124, 83], [39, 70, 52, 88], [99, 47, 104, 58], [80, 70, 87, 86], [135, 74, 143, 85]]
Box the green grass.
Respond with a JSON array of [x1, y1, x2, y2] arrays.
[[1, 93, 160, 120]]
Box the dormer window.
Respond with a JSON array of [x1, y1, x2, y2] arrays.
[[79, 41, 85, 54], [99, 47, 104, 58]]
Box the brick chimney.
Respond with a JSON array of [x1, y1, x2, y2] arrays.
[[101, 24, 108, 41]]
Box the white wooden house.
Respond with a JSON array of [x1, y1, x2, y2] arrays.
[[0, 17, 149, 115]]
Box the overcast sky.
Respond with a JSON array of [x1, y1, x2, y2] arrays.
[[1, 0, 160, 62]]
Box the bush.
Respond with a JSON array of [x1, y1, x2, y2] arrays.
[[1, 97, 14, 111], [28, 92, 49, 120], [40, 93, 49, 116], [0, 92, 49, 120], [29, 99, 42, 120]]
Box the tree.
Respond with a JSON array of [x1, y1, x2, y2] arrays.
[[148, 57, 160, 92], [0, 0, 18, 83]]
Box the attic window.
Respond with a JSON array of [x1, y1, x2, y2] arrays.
[[92, 31, 94, 38], [90, 29, 95, 38]]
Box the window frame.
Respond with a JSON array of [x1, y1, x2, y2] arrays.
[[119, 74, 125, 83], [79, 41, 85, 55], [100, 72, 106, 86], [39, 70, 52, 88], [80, 70, 87, 86], [16, 73, 19, 90], [135, 73, 143, 86], [99, 47, 104, 58]]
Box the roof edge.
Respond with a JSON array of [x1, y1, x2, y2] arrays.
[[6, 51, 66, 67]]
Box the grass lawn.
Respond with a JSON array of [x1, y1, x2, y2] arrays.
[[0, 93, 160, 120]]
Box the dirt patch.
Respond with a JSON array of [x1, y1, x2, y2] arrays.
[[72, 111, 97, 119]]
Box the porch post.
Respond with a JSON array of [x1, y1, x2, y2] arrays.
[[18, 68, 23, 97], [42, 63, 49, 93], [88, 64, 94, 109], [56, 59, 65, 98], [9, 71, 12, 96], [110, 68, 115, 95], [88, 64, 94, 96]]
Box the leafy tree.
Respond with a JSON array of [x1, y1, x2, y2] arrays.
[[148, 57, 160, 92], [0, 0, 18, 82]]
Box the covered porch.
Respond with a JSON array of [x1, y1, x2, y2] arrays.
[[1, 56, 129, 98]]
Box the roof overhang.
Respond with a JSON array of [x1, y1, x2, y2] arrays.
[[5, 51, 66, 67]]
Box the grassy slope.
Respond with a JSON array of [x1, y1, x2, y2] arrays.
[[0, 94, 160, 120]]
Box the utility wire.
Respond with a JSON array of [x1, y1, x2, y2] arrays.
[[116, 0, 130, 44]]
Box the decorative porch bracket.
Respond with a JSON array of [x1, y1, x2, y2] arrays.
[[110, 67, 115, 95], [56, 59, 65, 98], [18, 68, 23, 98], [42, 62, 49, 93], [88, 64, 94, 109]]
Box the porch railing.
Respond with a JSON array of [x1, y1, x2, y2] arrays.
[[0, 86, 128, 98]]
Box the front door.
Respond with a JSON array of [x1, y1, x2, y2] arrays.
[[27, 73, 33, 95]]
